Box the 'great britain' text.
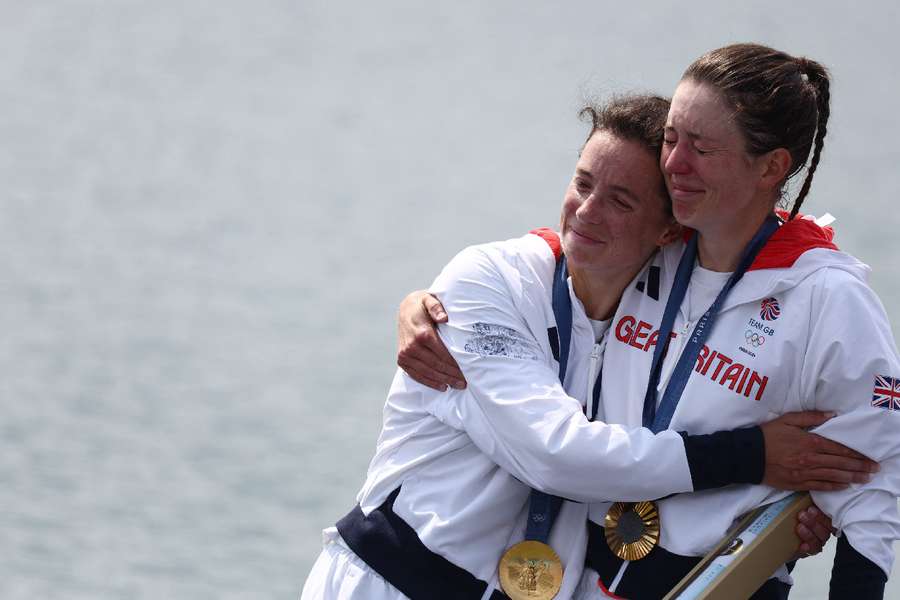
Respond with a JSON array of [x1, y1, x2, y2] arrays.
[[614, 315, 769, 401]]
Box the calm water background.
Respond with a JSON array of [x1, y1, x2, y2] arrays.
[[2, 1, 899, 598]]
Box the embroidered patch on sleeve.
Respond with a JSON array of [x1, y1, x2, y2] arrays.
[[464, 322, 539, 360], [872, 375, 900, 411]]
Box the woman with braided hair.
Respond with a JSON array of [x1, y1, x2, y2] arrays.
[[300, 89, 865, 600], [398, 44, 900, 598]]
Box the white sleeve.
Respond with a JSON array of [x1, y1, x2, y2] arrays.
[[800, 269, 900, 576], [427, 244, 694, 503]]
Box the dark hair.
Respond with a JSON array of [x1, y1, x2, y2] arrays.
[[580, 93, 671, 158], [580, 94, 672, 202], [683, 43, 830, 219]]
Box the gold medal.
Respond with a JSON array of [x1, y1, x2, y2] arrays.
[[498, 540, 563, 600], [604, 501, 660, 561]]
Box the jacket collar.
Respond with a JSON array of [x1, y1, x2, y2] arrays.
[[666, 212, 867, 314]]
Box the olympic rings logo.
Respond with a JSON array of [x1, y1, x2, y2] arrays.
[[745, 330, 766, 347]]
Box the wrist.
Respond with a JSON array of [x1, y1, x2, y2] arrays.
[[680, 426, 765, 490]]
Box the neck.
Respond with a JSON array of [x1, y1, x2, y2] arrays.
[[569, 265, 634, 320], [697, 209, 774, 272]]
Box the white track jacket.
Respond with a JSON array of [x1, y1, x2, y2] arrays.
[[594, 220, 900, 577], [330, 232, 700, 599]]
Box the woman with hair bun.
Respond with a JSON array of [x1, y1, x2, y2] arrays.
[[299, 90, 860, 600], [398, 44, 900, 598]]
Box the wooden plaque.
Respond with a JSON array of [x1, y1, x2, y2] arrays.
[[663, 493, 811, 600]]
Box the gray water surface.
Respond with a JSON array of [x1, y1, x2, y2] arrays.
[[2, 2, 899, 598]]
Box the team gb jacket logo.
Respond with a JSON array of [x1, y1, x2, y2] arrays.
[[759, 297, 781, 321]]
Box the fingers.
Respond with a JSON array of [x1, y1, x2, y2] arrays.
[[422, 294, 448, 323], [416, 331, 465, 385], [776, 410, 836, 429], [796, 506, 834, 557], [798, 507, 831, 537], [400, 289, 430, 317], [795, 480, 850, 492], [809, 518, 835, 544], [808, 504, 837, 535], [398, 328, 466, 389], [807, 434, 876, 462], [398, 354, 454, 391], [795, 524, 817, 555], [800, 468, 871, 485], [803, 452, 879, 475], [399, 343, 465, 387], [397, 290, 463, 390], [764, 467, 843, 491]]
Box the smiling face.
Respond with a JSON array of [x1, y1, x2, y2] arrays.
[[661, 79, 772, 239], [560, 130, 678, 279]]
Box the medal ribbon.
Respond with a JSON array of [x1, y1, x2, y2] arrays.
[[522, 255, 578, 543], [642, 215, 780, 433]]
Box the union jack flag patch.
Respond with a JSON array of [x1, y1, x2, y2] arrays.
[[872, 375, 900, 411]]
